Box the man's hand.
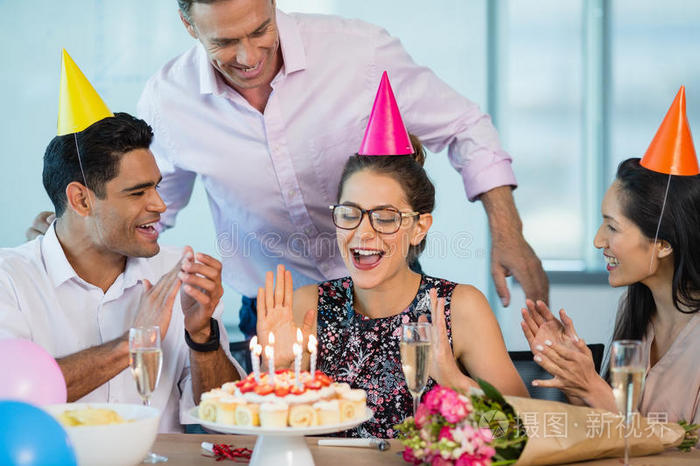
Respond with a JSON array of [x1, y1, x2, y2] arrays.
[[178, 247, 225, 343], [480, 186, 549, 306], [131, 254, 183, 340], [26, 211, 55, 241]]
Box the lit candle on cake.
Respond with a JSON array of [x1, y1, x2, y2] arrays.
[[308, 334, 317, 379], [293, 343, 301, 388], [250, 336, 262, 383], [265, 332, 275, 385]]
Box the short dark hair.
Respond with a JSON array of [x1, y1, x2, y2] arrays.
[[42, 112, 154, 217], [177, 0, 227, 21], [337, 134, 435, 264]]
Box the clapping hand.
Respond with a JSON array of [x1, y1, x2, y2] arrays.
[[520, 299, 600, 403], [256, 265, 316, 369], [131, 253, 184, 340], [521, 299, 579, 351], [178, 246, 225, 343]]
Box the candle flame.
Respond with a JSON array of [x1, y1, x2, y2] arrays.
[[296, 328, 303, 343], [307, 334, 317, 352], [293, 343, 301, 356], [249, 335, 258, 350], [268, 332, 275, 345]]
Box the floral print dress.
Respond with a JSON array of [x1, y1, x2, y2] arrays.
[[317, 275, 462, 438]]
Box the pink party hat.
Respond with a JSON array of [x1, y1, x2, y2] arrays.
[[358, 71, 414, 155]]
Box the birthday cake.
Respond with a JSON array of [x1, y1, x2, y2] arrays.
[[198, 369, 367, 428]]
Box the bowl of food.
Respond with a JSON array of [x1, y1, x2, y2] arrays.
[[44, 402, 160, 466]]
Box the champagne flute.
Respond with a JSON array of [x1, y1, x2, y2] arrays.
[[610, 340, 645, 466], [129, 326, 166, 463], [400, 322, 432, 418]]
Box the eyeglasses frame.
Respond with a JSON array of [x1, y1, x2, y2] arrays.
[[329, 204, 421, 234]]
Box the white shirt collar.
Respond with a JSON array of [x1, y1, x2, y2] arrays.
[[41, 222, 153, 292], [197, 9, 307, 95]]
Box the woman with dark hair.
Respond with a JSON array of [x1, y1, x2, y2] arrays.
[[521, 93, 700, 428], [255, 75, 528, 438]]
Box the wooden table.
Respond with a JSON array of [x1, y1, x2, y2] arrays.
[[154, 434, 699, 465]]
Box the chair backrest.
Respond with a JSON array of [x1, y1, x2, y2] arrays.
[[509, 343, 605, 402], [229, 339, 252, 374]]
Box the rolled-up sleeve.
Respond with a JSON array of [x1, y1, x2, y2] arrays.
[[371, 27, 517, 201]]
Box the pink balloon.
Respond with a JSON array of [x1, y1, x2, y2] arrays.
[[0, 339, 67, 405]]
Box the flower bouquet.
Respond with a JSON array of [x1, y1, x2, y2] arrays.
[[396, 380, 693, 466], [395, 381, 526, 465]]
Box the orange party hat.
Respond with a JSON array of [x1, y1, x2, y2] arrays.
[[640, 86, 698, 176]]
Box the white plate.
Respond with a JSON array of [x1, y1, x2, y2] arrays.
[[188, 406, 374, 436]]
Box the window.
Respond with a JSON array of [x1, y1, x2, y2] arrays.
[[490, 0, 700, 273]]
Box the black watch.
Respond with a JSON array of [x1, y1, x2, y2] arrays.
[[185, 318, 220, 352]]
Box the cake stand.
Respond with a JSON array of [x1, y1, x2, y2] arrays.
[[188, 407, 374, 466]]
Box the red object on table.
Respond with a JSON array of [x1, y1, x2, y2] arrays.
[[207, 444, 253, 463]]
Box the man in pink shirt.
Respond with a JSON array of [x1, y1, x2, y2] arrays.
[[30, 0, 549, 337]]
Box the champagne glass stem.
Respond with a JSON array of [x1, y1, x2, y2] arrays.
[[413, 393, 420, 418]]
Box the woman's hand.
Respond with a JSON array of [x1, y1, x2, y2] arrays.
[[255, 264, 315, 369], [531, 338, 616, 411], [521, 299, 580, 352], [420, 288, 477, 391]]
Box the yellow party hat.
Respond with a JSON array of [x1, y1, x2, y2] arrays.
[[57, 49, 113, 136]]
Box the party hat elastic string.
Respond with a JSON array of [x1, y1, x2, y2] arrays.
[[73, 132, 93, 210], [649, 174, 672, 273]]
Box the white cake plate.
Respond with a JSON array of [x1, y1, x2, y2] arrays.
[[188, 407, 374, 466]]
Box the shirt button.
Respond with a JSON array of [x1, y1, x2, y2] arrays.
[[288, 190, 297, 199]]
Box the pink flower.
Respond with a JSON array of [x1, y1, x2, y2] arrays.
[[402, 447, 421, 465], [422, 387, 444, 414], [402, 314, 410, 324], [431, 456, 452, 466], [479, 428, 493, 443], [438, 426, 454, 441], [415, 402, 430, 428], [439, 394, 468, 423]]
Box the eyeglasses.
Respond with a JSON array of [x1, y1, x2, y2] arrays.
[[329, 204, 420, 234]]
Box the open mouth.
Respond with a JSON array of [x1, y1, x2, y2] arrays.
[[350, 248, 385, 270], [231, 59, 264, 78], [604, 254, 619, 270], [136, 221, 159, 241]]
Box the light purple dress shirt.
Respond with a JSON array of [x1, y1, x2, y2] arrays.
[[137, 10, 517, 297]]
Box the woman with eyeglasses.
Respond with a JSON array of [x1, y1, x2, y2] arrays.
[[255, 75, 528, 438]]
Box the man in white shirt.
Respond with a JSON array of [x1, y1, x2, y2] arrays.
[[29, 0, 549, 337], [1, 112, 244, 432]]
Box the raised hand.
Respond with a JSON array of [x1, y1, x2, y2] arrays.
[[419, 288, 474, 390], [178, 246, 225, 343], [256, 265, 315, 369], [131, 253, 184, 339], [521, 299, 580, 353]]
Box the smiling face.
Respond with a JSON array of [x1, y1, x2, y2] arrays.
[[182, 0, 281, 92], [593, 180, 672, 287], [336, 170, 431, 289], [88, 148, 166, 258]]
